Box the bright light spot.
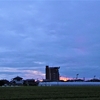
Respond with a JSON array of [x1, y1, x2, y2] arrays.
[[60, 76, 69, 81]]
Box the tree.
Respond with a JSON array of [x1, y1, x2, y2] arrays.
[[0, 79, 9, 86]]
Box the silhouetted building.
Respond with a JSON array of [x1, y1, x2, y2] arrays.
[[23, 79, 39, 86], [45, 65, 60, 81], [11, 76, 23, 85], [0, 79, 9, 86]]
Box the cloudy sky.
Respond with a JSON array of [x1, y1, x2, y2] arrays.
[[0, 0, 100, 80]]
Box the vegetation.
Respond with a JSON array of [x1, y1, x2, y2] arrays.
[[0, 80, 9, 86], [0, 86, 100, 100]]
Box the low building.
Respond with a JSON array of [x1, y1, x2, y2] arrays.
[[0, 79, 9, 86], [23, 79, 39, 86], [11, 76, 23, 85]]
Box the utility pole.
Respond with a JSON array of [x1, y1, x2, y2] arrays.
[[94, 75, 96, 79], [76, 74, 79, 80]]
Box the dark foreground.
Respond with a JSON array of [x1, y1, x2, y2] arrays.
[[0, 86, 100, 100]]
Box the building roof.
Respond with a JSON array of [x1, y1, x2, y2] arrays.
[[50, 67, 60, 69], [13, 76, 23, 80], [25, 79, 35, 81], [46, 65, 60, 69]]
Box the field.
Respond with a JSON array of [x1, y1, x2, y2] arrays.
[[0, 86, 100, 100]]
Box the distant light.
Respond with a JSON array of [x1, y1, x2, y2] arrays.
[[60, 76, 70, 81]]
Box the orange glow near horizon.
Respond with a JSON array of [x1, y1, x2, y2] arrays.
[[36, 77, 72, 82], [60, 76, 70, 81]]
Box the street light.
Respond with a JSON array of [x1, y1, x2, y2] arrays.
[[76, 74, 79, 80]]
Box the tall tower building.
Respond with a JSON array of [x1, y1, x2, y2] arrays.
[[45, 65, 60, 81]]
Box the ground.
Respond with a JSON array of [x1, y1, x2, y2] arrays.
[[0, 86, 100, 100]]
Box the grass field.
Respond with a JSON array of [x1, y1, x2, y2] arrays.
[[0, 86, 100, 100]]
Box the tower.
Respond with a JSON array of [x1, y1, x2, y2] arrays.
[[45, 65, 60, 81]]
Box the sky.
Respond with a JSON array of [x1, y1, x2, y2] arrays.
[[0, 0, 100, 80]]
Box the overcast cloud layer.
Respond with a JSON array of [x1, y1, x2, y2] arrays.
[[0, 0, 100, 80]]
